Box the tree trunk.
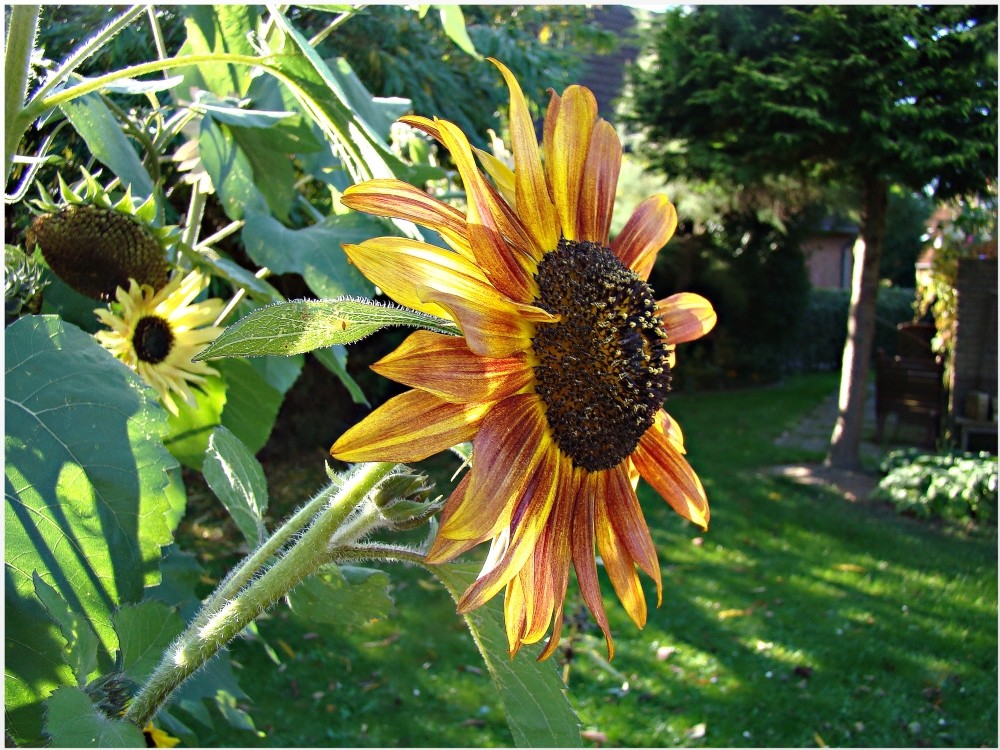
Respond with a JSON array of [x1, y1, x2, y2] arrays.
[[826, 175, 888, 470]]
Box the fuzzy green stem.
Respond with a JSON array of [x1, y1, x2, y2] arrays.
[[123, 461, 396, 729], [4, 5, 40, 185]]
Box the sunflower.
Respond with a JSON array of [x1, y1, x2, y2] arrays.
[[94, 270, 224, 416], [331, 59, 716, 660], [143, 722, 181, 748]]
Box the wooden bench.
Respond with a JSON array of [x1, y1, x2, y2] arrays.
[[874, 352, 944, 446]]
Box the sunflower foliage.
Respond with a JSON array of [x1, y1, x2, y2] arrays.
[[5, 5, 583, 748]]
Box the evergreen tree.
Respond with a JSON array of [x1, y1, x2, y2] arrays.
[[629, 5, 997, 468]]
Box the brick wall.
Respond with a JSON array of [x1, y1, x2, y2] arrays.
[[951, 257, 998, 421]]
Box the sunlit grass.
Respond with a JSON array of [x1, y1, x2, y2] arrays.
[[192, 372, 997, 747]]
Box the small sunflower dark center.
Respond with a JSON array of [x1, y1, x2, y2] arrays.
[[531, 239, 671, 472], [133, 316, 174, 365]]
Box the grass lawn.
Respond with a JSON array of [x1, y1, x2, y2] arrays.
[[184, 372, 998, 747]]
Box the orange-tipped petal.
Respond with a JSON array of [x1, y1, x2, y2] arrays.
[[548, 85, 598, 241], [456, 447, 562, 613], [612, 194, 678, 280], [372, 330, 532, 404], [342, 179, 473, 260], [440, 393, 550, 541], [658, 292, 717, 344], [491, 58, 559, 256], [595, 476, 647, 628], [570, 467, 615, 660], [342, 237, 488, 320], [576, 119, 622, 246], [633, 424, 710, 530], [331, 389, 490, 463], [649, 408, 687, 454], [604, 464, 661, 606]]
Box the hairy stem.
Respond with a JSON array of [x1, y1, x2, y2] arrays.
[[4, 5, 40, 185], [123, 461, 395, 729]]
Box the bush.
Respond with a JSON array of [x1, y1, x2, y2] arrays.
[[871, 448, 998, 523]]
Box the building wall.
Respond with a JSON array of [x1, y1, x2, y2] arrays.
[[951, 257, 998, 420], [801, 234, 855, 289]]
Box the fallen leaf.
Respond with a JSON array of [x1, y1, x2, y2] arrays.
[[814, 731, 827, 747], [834, 563, 865, 573], [718, 608, 749, 620], [687, 722, 707, 739]]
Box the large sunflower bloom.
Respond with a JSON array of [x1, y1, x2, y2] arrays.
[[95, 270, 224, 416], [332, 59, 716, 660]]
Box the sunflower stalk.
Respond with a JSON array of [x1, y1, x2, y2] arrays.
[[123, 461, 399, 729]]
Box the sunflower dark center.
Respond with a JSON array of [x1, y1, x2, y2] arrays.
[[531, 238, 671, 472], [133, 316, 174, 364]]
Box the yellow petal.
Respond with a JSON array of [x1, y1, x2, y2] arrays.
[[474, 146, 516, 207], [611, 194, 677, 280], [417, 286, 542, 359], [330, 389, 491, 463], [604, 464, 661, 607], [372, 329, 532, 404], [576, 119, 622, 247], [342, 179, 474, 260], [548, 85, 597, 241], [490, 57, 559, 256], [633, 424, 710, 530], [657, 292, 717, 344], [596, 483, 647, 629], [570, 467, 615, 660]]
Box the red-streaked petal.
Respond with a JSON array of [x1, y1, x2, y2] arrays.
[[648, 408, 687, 454], [548, 85, 598, 241], [491, 58, 559, 256], [410, 116, 537, 303], [605, 464, 662, 606], [542, 89, 560, 198], [426, 474, 483, 563], [330, 389, 490, 463], [576, 119, 622, 246], [372, 330, 532, 404], [438, 393, 549, 541], [658, 292, 717, 344], [456, 447, 563, 613], [504, 574, 528, 654], [595, 470, 647, 628], [612, 194, 678, 280], [633, 424, 710, 530], [342, 179, 474, 260], [418, 286, 540, 359], [342, 237, 488, 320], [571, 467, 615, 660]]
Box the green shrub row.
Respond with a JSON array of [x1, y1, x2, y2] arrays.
[[871, 448, 998, 523]]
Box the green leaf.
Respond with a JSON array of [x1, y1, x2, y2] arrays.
[[161, 373, 227, 471], [241, 205, 377, 299], [5, 315, 182, 654], [99, 76, 184, 95], [198, 117, 260, 221], [202, 427, 268, 546], [436, 5, 481, 59], [286, 564, 393, 629], [33, 573, 100, 687], [43, 686, 146, 747], [199, 298, 456, 360], [431, 563, 582, 748], [216, 358, 284, 455], [228, 124, 296, 221], [59, 93, 155, 201], [177, 5, 260, 98], [198, 101, 295, 128], [112, 601, 185, 684], [313, 345, 368, 407]]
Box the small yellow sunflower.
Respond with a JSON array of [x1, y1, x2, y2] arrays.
[[95, 270, 224, 416], [331, 59, 717, 660]]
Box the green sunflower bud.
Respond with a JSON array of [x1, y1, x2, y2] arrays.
[[83, 671, 138, 719], [26, 203, 169, 300]]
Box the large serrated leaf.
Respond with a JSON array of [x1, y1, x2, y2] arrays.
[[112, 601, 185, 684], [240, 206, 376, 299], [5, 316, 183, 743], [198, 117, 259, 221], [33, 573, 100, 687], [202, 426, 268, 545], [286, 564, 393, 629], [43, 686, 146, 747], [431, 563, 582, 748], [59, 93, 155, 202], [198, 298, 457, 360]]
